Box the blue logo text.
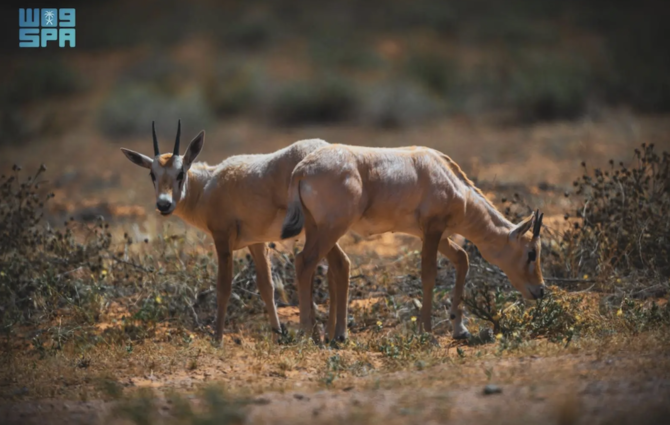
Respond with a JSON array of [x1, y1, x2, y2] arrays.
[[19, 8, 76, 48]]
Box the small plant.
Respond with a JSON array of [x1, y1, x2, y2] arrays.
[[376, 331, 434, 360], [464, 283, 580, 345], [322, 354, 346, 387], [620, 298, 670, 333]]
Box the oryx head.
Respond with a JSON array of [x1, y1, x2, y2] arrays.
[[499, 210, 546, 300], [121, 120, 205, 216]]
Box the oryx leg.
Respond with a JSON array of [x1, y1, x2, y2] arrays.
[[420, 227, 446, 333], [295, 224, 347, 342], [248, 243, 282, 336], [213, 236, 233, 343], [438, 238, 470, 339], [326, 243, 351, 342], [325, 262, 338, 342]]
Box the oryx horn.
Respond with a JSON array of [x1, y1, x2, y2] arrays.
[[152, 121, 160, 156], [532, 209, 544, 238], [173, 119, 181, 156]]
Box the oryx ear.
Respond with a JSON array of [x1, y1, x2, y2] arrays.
[[509, 212, 535, 240], [121, 148, 153, 169], [183, 130, 205, 168]]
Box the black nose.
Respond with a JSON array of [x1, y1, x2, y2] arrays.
[[535, 285, 546, 299], [156, 201, 171, 212]]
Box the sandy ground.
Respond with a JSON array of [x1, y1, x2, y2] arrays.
[[2, 341, 668, 425]]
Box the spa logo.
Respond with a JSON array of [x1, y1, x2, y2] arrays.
[[19, 8, 76, 48]]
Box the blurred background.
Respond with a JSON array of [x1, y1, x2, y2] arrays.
[[1, 0, 669, 226]]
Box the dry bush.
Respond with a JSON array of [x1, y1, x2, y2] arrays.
[[0, 165, 112, 326], [0, 166, 306, 352], [562, 143, 670, 285]]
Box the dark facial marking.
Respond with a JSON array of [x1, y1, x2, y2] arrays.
[[450, 314, 456, 320]]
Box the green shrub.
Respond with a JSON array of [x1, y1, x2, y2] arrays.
[[360, 81, 439, 128], [98, 85, 213, 139], [405, 53, 459, 96], [219, 14, 276, 50], [2, 58, 82, 106], [601, 26, 670, 112], [270, 76, 357, 125], [507, 54, 591, 122], [308, 35, 382, 70], [204, 62, 265, 116], [118, 53, 186, 94], [464, 283, 580, 345]]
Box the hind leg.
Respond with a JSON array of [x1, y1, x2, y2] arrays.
[[295, 223, 348, 342], [249, 243, 282, 337], [326, 243, 351, 342], [325, 262, 338, 342]]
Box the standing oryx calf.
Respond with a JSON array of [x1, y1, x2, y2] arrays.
[[281, 144, 546, 341], [120, 121, 345, 342]]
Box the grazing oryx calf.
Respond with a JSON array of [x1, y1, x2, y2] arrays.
[[281, 144, 546, 341], [121, 121, 343, 342]]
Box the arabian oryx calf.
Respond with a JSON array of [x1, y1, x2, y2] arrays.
[[120, 121, 346, 342], [281, 144, 546, 341]]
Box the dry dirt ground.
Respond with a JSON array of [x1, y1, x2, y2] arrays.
[[1, 331, 669, 425]]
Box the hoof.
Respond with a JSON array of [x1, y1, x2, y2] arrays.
[[453, 331, 471, 340], [327, 335, 347, 348]]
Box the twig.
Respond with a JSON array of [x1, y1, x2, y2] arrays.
[[572, 284, 596, 294], [545, 277, 596, 283], [56, 266, 83, 281], [189, 303, 201, 327], [106, 255, 152, 273]]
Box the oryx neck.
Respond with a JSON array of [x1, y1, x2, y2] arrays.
[[173, 163, 212, 230], [456, 186, 514, 260]]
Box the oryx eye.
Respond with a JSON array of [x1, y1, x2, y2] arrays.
[[527, 250, 537, 263], [177, 170, 185, 181], [150, 172, 156, 182]]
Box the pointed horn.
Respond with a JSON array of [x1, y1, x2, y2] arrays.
[[533, 209, 544, 238], [173, 119, 181, 156], [152, 121, 160, 156]]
